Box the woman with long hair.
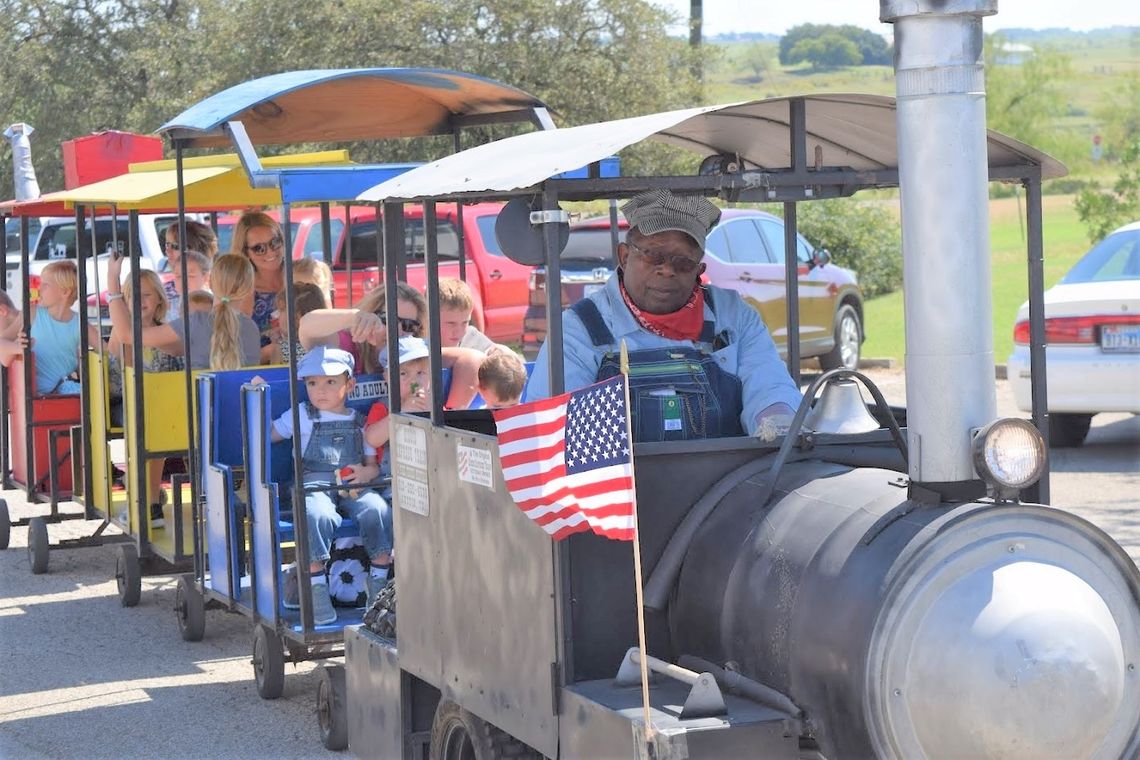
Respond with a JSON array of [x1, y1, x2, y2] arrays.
[[229, 211, 286, 357]]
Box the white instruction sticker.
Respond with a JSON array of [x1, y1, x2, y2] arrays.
[[395, 425, 428, 469], [396, 475, 429, 516], [394, 423, 429, 515], [457, 443, 494, 489]]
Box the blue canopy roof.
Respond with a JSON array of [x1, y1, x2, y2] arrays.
[[158, 68, 549, 148], [276, 163, 422, 204]]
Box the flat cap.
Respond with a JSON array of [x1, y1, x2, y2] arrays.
[[621, 189, 722, 249]]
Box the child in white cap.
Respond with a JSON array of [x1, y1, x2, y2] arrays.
[[266, 345, 392, 625]]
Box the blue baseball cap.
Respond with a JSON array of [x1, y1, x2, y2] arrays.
[[296, 345, 355, 378], [379, 336, 431, 370]]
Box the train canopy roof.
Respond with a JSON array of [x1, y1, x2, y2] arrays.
[[356, 94, 1067, 203], [158, 68, 550, 148]]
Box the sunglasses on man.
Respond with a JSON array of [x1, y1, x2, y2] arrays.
[[625, 240, 702, 274]]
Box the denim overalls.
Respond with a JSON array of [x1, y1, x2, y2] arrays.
[[300, 402, 392, 564], [571, 289, 745, 442]]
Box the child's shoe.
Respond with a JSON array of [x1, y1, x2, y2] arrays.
[[311, 582, 337, 625], [282, 565, 299, 610]]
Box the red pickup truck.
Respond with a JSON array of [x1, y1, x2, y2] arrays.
[[217, 203, 533, 343]]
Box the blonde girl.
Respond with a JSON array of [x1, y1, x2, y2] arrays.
[[107, 253, 261, 371], [291, 257, 334, 304], [0, 260, 101, 394], [106, 269, 183, 525]]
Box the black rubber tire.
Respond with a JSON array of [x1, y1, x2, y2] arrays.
[[0, 499, 10, 550], [429, 699, 542, 760], [317, 665, 349, 751], [175, 574, 206, 642], [252, 624, 285, 700], [819, 302, 862, 371], [1049, 413, 1093, 448], [28, 517, 49, 574], [116, 544, 142, 607]]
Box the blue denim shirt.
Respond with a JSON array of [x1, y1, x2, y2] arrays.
[[524, 276, 803, 435]]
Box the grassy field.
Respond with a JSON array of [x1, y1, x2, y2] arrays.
[[861, 194, 1090, 366]]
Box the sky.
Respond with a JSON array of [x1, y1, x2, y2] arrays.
[[653, 0, 1137, 37]]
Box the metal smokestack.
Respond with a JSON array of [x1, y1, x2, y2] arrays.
[[881, 0, 997, 488], [4, 123, 41, 200]]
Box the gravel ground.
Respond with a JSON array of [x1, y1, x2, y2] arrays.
[[0, 368, 1136, 759]]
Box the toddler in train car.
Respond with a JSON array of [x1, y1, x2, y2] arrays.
[[363, 336, 432, 469], [268, 282, 328, 365], [262, 346, 393, 625], [291, 257, 334, 307], [0, 260, 100, 395], [474, 351, 527, 409]]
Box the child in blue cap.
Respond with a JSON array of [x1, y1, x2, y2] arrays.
[[267, 345, 392, 625]]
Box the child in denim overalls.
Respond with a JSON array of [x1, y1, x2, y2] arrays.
[[268, 345, 393, 625]]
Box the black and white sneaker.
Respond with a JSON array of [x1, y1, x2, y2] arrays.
[[150, 501, 165, 529]]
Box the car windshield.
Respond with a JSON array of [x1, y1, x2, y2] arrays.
[[562, 228, 618, 266], [1062, 227, 1140, 283]]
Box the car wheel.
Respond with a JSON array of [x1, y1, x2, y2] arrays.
[[1049, 413, 1093, 448], [819, 303, 862, 371]]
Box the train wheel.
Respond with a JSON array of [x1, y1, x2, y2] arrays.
[[429, 699, 541, 760], [252, 624, 285, 700], [0, 499, 10, 550], [116, 544, 142, 607], [175, 574, 206, 642], [28, 517, 49, 574], [317, 665, 348, 751]]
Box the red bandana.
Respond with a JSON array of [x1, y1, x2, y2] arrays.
[[619, 279, 705, 341]]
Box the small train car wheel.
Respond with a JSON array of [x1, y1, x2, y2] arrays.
[[317, 665, 348, 751], [175, 574, 205, 642], [28, 517, 49, 574], [0, 499, 10, 549], [252, 624, 285, 700], [116, 544, 142, 607]]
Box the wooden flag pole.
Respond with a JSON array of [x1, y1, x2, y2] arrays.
[[620, 339, 654, 747]]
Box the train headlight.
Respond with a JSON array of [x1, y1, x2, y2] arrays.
[[972, 418, 1046, 498]]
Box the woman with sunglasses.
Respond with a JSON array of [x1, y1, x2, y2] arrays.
[[298, 281, 482, 409], [526, 189, 802, 444], [229, 211, 287, 361]]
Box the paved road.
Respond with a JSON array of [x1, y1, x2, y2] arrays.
[[0, 370, 1136, 759]]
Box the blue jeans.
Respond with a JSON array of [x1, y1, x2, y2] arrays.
[[303, 481, 392, 564]]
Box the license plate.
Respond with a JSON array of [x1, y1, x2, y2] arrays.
[[1101, 324, 1140, 353], [583, 283, 604, 297]]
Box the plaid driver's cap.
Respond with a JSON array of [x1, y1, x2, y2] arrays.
[[379, 336, 431, 370], [621, 189, 722, 249], [296, 345, 356, 378]]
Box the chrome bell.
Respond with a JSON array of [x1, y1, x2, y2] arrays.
[[804, 378, 881, 434]]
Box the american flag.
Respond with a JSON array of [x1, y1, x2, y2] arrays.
[[493, 375, 635, 541]]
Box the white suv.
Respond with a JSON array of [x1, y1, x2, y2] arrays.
[[3, 213, 196, 323]]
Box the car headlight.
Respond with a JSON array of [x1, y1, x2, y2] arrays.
[[972, 418, 1047, 499]]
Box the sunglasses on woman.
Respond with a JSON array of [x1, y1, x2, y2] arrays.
[[244, 236, 284, 256], [380, 315, 422, 334]]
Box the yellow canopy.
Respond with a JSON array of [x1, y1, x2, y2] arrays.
[[54, 149, 352, 211]]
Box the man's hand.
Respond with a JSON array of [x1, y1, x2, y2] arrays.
[[753, 403, 796, 443], [342, 463, 380, 485]]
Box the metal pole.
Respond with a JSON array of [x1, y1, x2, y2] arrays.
[[20, 213, 32, 498], [424, 201, 443, 426], [76, 206, 96, 512], [128, 208, 149, 547], [544, 187, 566, 396], [176, 144, 201, 561], [783, 201, 801, 385], [1024, 175, 1050, 504], [345, 205, 354, 306], [453, 131, 467, 282], [383, 202, 401, 413], [0, 213, 8, 483]]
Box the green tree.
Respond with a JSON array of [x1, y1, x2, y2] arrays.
[[1074, 140, 1140, 243], [779, 23, 889, 66], [788, 34, 861, 70], [1093, 72, 1140, 160], [742, 42, 772, 82], [795, 199, 902, 298], [984, 34, 1079, 164], [0, 0, 708, 193]]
